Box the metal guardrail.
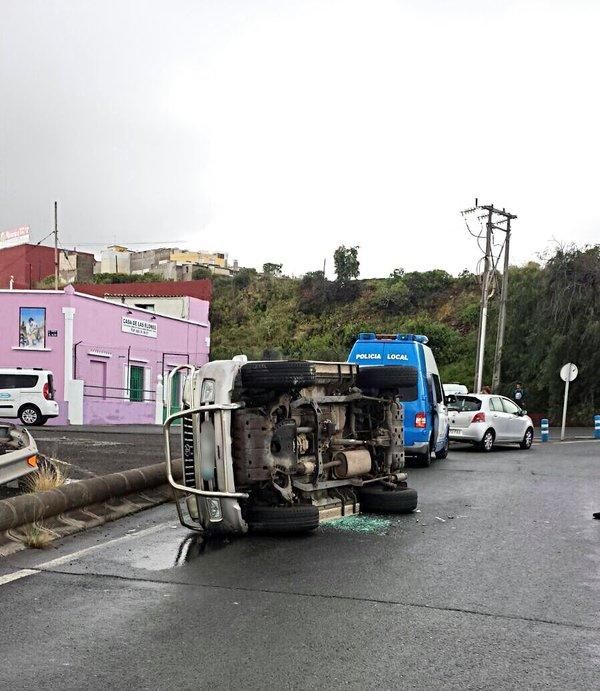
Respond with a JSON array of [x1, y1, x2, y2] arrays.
[[83, 384, 156, 402]]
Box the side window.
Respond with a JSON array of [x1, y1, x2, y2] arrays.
[[15, 375, 38, 389], [431, 374, 443, 404], [0, 374, 38, 389], [501, 398, 520, 415], [489, 397, 503, 412], [0, 374, 14, 388]]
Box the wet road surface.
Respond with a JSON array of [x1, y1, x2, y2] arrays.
[[1, 439, 600, 689]]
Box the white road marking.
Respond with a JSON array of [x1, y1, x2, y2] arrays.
[[534, 439, 599, 445], [37, 522, 174, 570], [0, 522, 174, 587], [0, 569, 39, 586]]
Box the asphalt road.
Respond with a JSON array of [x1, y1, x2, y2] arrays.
[[1, 439, 599, 689], [0, 425, 173, 499]]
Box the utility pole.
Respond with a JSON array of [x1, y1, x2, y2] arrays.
[[54, 201, 59, 290], [463, 202, 517, 393], [491, 217, 512, 391], [473, 207, 493, 393]]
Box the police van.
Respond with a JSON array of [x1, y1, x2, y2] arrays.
[[348, 333, 449, 466], [0, 368, 59, 425]]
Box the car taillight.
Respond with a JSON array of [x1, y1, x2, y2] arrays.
[[43, 383, 51, 400], [415, 412, 427, 428], [471, 412, 486, 423]]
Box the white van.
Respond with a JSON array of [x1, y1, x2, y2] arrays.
[[0, 369, 59, 425]]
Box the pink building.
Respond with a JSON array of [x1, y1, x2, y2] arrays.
[[0, 285, 210, 425]]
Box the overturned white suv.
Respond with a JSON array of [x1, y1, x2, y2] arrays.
[[164, 357, 418, 535]]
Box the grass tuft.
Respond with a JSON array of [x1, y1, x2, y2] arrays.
[[20, 521, 55, 549], [21, 458, 67, 494]]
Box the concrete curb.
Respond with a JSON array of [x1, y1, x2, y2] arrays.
[[0, 460, 182, 532]]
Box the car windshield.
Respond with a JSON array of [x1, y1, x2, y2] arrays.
[[447, 395, 481, 412]]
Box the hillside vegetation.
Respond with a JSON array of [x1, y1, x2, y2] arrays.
[[210, 244, 598, 424]]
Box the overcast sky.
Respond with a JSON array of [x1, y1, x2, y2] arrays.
[[1, 0, 599, 278]]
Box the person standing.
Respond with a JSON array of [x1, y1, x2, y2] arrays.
[[512, 382, 526, 408]]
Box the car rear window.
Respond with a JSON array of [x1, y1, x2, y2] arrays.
[[395, 383, 418, 402], [447, 395, 481, 412], [0, 374, 39, 389]]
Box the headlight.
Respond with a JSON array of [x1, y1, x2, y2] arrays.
[[206, 497, 222, 522]]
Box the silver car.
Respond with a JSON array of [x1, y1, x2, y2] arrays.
[[448, 394, 534, 451], [0, 423, 39, 486]]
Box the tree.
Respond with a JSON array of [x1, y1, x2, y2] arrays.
[[192, 266, 212, 280], [92, 272, 166, 284], [333, 246, 359, 283], [263, 263, 283, 276]]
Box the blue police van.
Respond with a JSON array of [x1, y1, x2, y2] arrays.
[[348, 333, 449, 466]]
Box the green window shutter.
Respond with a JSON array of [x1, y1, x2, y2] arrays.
[[129, 366, 144, 402]]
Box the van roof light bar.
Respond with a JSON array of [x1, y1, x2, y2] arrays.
[[358, 332, 429, 345]]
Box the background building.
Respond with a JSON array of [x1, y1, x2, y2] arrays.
[[74, 279, 212, 320], [95, 245, 239, 279], [0, 285, 210, 425], [0, 244, 95, 289]]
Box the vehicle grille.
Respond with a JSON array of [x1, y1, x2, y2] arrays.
[[182, 412, 196, 488]]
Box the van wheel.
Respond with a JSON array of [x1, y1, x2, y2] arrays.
[[413, 446, 432, 467], [246, 504, 319, 534], [436, 434, 449, 459], [360, 486, 418, 514], [241, 361, 316, 390], [19, 405, 42, 426]]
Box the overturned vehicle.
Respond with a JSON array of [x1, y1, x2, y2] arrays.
[[164, 358, 418, 534]]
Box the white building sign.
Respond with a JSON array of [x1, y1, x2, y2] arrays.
[[0, 226, 30, 248], [121, 315, 158, 338]]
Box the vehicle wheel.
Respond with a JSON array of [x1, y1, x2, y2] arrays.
[[412, 446, 432, 467], [241, 361, 316, 390], [360, 485, 418, 514], [357, 365, 418, 390], [39, 416, 49, 426], [520, 427, 534, 450], [436, 434, 449, 459], [479, 429, 495, 452], [245, 504, 319, 534], [19, 405, 42, 426]]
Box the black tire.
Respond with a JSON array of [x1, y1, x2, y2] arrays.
[[39, 416, 49, 426], [478, 428, 495, 452], [246, 504, 319, 534], [18, 404, 42, 426], [241, 361, 316, 390], [360, 485, 418, 514], [436, 433, 449, 459], [412, 445, 432, 467], [520, 427, 534, 450], [357, 365, 418, 390]]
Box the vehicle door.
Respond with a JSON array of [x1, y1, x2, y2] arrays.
[[488, 396, 509, 440], [0, 374, 20, 418], [500, 397, 526, 441], [430, 372, 448, 448]]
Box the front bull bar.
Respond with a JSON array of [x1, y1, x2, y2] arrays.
[[164, 405, 250, 531]]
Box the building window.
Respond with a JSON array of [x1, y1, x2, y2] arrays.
[[129, 365, 145, 402], [134, 303, 155, 312]]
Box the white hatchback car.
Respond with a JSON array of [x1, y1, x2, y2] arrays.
[[448, 394, 534, 451]]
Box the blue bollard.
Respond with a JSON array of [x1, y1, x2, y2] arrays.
[[541, 418, 549, 442], [595, 415, 600, 439]]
